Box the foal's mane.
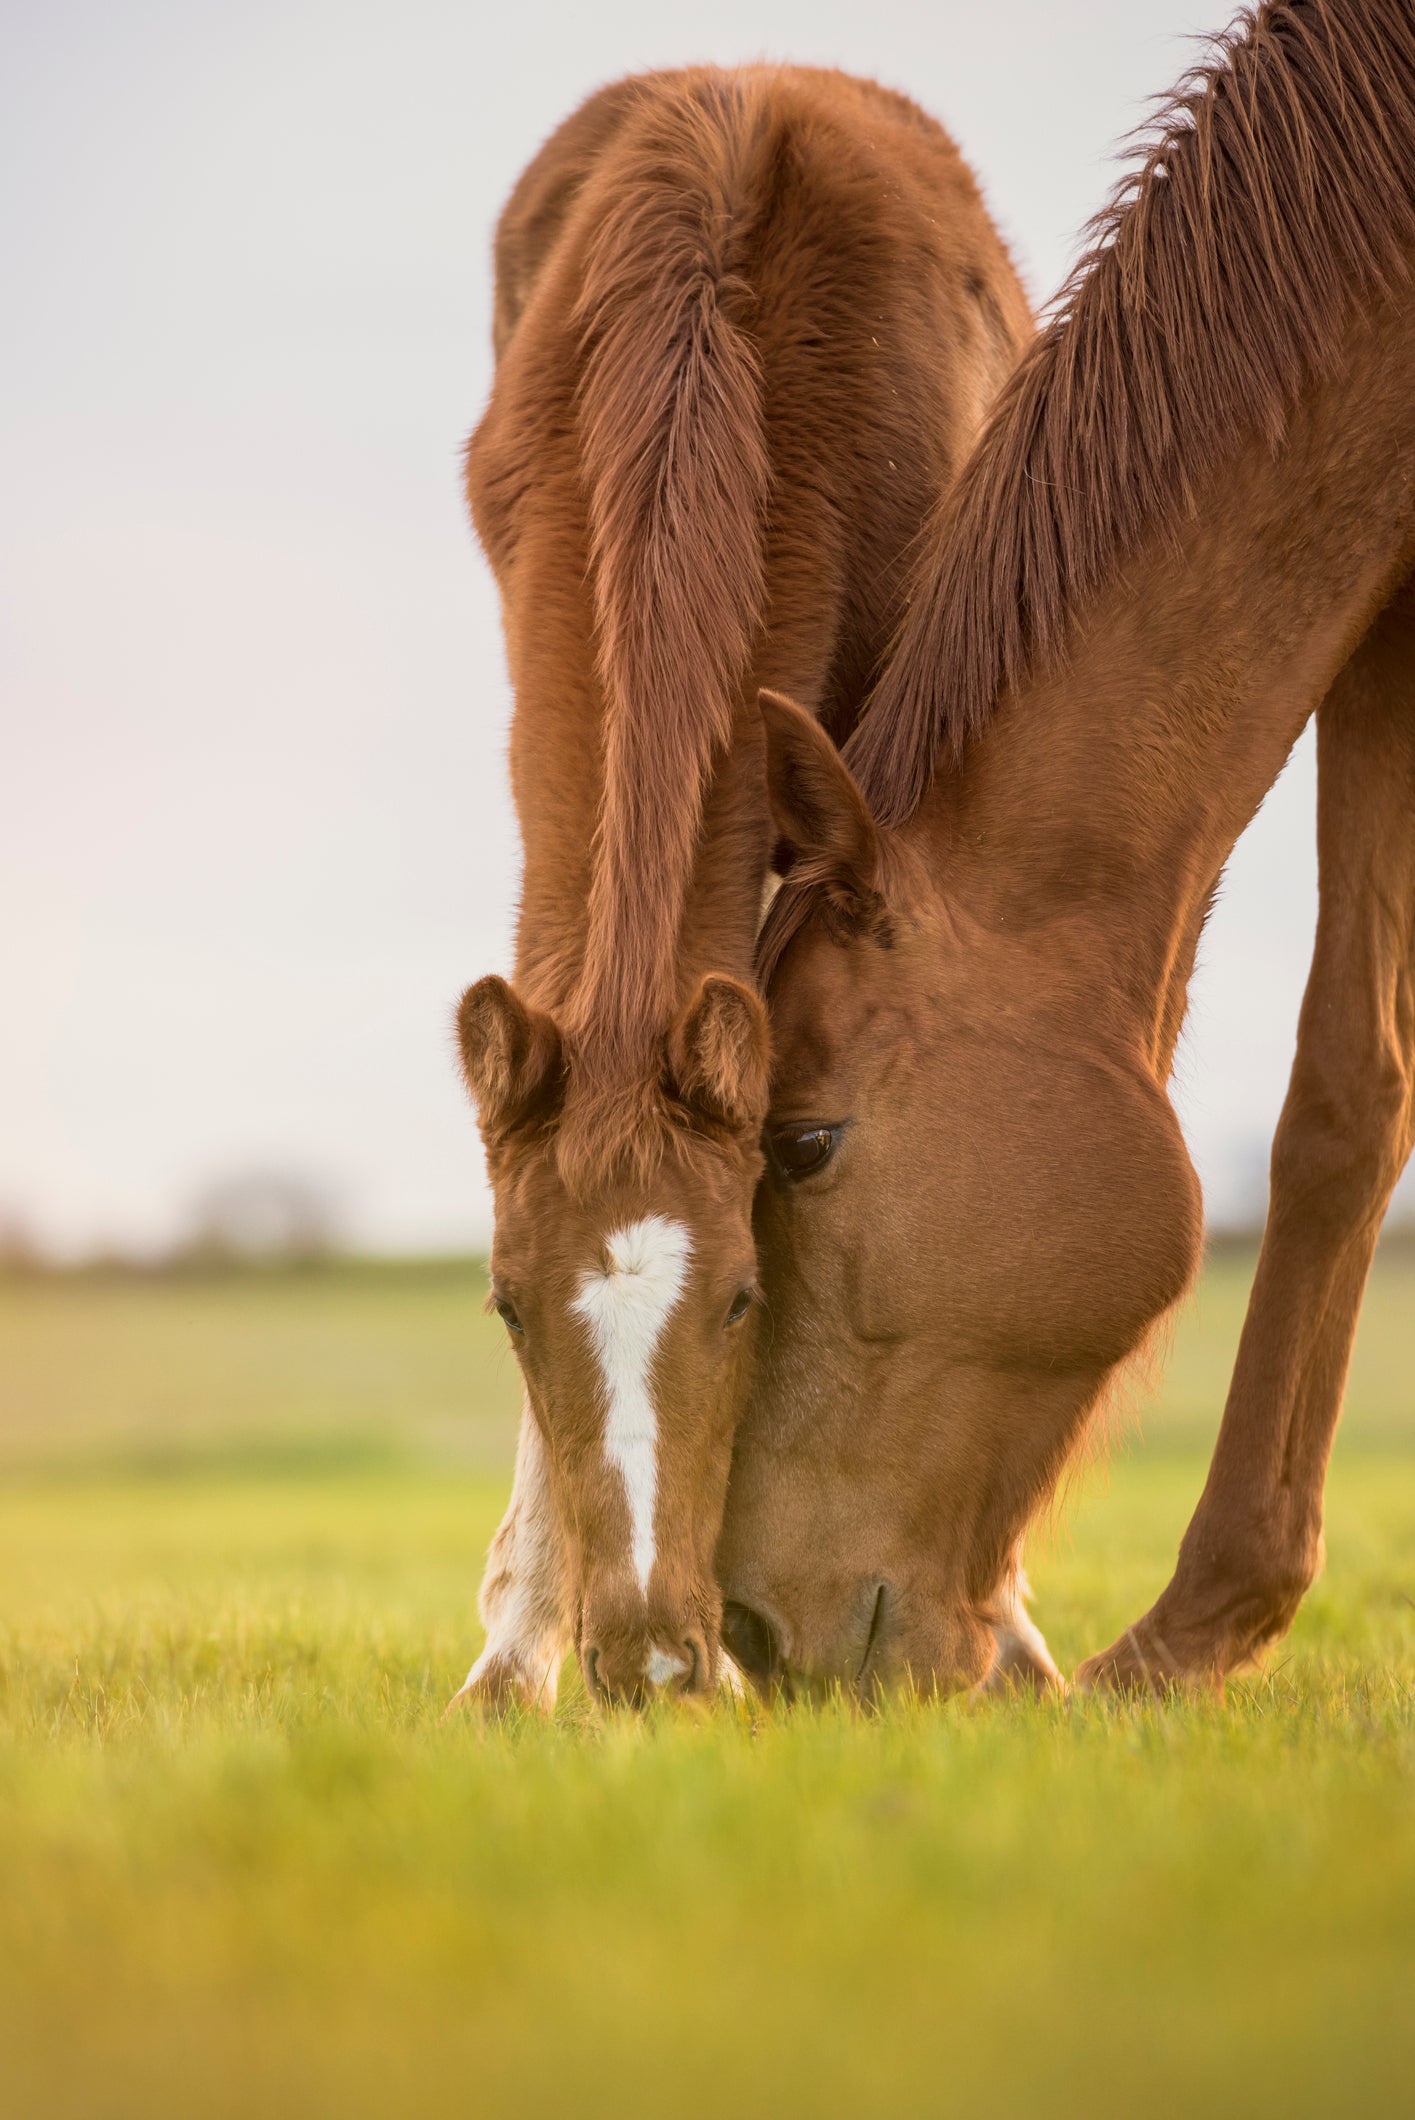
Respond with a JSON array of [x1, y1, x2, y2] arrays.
[[846, 0, 1415, 831], [567, 75, 772, 1129]]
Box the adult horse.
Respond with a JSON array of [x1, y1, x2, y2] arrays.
[[717, 0, 1415, 1697], [450, 68, 1029, 1708]]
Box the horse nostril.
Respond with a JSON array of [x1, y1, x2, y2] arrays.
[[680, 1636, 702, 1694], [858, 1582, 891, 1687], [721, 1600, 782, 1682], [585, 1644, 608, 1701]]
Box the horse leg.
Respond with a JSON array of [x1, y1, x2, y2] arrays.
[[446, 1403, 570, 1713], [1080, 585, 1415, 1691], [982, 1546, 1065, 1694]]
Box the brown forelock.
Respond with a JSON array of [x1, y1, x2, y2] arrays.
[[755, 875, 834, 992], [846, 0, 1415, 829], [564, 74, 775, 1136], [552, 1068, 742, 1203]]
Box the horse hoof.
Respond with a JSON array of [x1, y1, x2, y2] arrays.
[[443, 1655, 548, 1720], [982, 1634, 1067, 1696], [1075, 1625, 1221, 1698]]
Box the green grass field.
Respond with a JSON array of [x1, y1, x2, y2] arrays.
[[2, 1252, 1412, 2117]]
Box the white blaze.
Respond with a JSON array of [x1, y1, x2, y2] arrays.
[[571, 1216, 692, 1596]]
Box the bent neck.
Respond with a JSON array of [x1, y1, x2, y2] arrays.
[[504, 479, 769, 1053], [914, 294, 1415, 1078]]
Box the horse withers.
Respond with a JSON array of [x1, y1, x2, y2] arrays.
[[450, 67, 1030, 1708], [718, 0, 1415, 1700]]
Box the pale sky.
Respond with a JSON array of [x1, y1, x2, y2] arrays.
[[5, 0, 1407, 1253]]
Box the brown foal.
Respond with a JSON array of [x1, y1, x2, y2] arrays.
[[717, 0, 1415, 1698], [451, 67, 1028, 1707]]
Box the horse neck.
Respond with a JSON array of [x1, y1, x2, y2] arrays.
[[921, 290, 1415, 1077], [502, 477, 603, 1019], [505, 469, 769, 1053]]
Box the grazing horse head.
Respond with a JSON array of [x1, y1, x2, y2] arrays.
[[461, 969, 768, 1702], [716, 698, 1202, 1697], [718, 0, 1415, 1699]]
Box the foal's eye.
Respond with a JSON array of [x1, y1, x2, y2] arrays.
[[724, 1287, 753, 1328], [493, 1296, 524, 1337], [767, 1123, 838, 1182]]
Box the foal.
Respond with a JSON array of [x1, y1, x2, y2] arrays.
[[718, 0, 1415, 1697], [451, 68, 1028, 1706]]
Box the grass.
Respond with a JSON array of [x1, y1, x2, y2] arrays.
[[1, 1251, 1412, 2117], [0, 1256, 521, 1475]]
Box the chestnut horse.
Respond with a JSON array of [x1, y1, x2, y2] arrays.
[[451, 68, 1029, 1707], [717, 0, 1415, 1698]]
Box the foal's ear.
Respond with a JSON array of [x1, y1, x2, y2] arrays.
[[759, 690, 881, 909], [456, 976, 564, 1139], [668, 975, 770, 1135]]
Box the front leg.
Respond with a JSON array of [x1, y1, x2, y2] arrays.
[[1082, 586, 1415, 1692], [447, 1401, 571, 1713], [981, 1547, 1064, 1694]]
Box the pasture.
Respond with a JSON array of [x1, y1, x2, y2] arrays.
[[2, 1251, 1412, 2117]]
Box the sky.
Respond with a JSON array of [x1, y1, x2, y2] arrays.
[[4, 0, 1409, 1254]]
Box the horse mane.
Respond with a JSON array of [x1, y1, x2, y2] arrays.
[[846, 0, 1415, 829], [565, 76, 773, 1146]]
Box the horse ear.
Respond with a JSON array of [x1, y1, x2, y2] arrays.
[[759, 689, 880, 907], [668, 975, 769, 1134], [456, 976, 564, 1139]]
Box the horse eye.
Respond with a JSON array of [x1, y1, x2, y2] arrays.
[[724, 1287, 753, 1327], [768, 1124, 837, 1181], [493, 1296, 524, 1336]]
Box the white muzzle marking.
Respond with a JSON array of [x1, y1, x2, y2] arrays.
[[571, 1216, 692, 1597]]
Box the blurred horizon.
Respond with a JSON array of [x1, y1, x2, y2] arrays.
[[6, 0, 1414, 1258]]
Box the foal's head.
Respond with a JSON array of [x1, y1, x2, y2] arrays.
[[460, 971, 769, 1704], [716, 697, 1203, 1698]]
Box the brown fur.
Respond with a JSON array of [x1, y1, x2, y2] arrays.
[[723, 1, 1415, 1699], [469, 66, 1028, 1186], [570, 82, 772, 1122], [454, 67, 1030, 1707], [847, 0, 1415, 825]]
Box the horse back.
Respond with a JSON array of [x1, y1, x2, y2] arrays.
[[476, 65, 1026, 699]]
